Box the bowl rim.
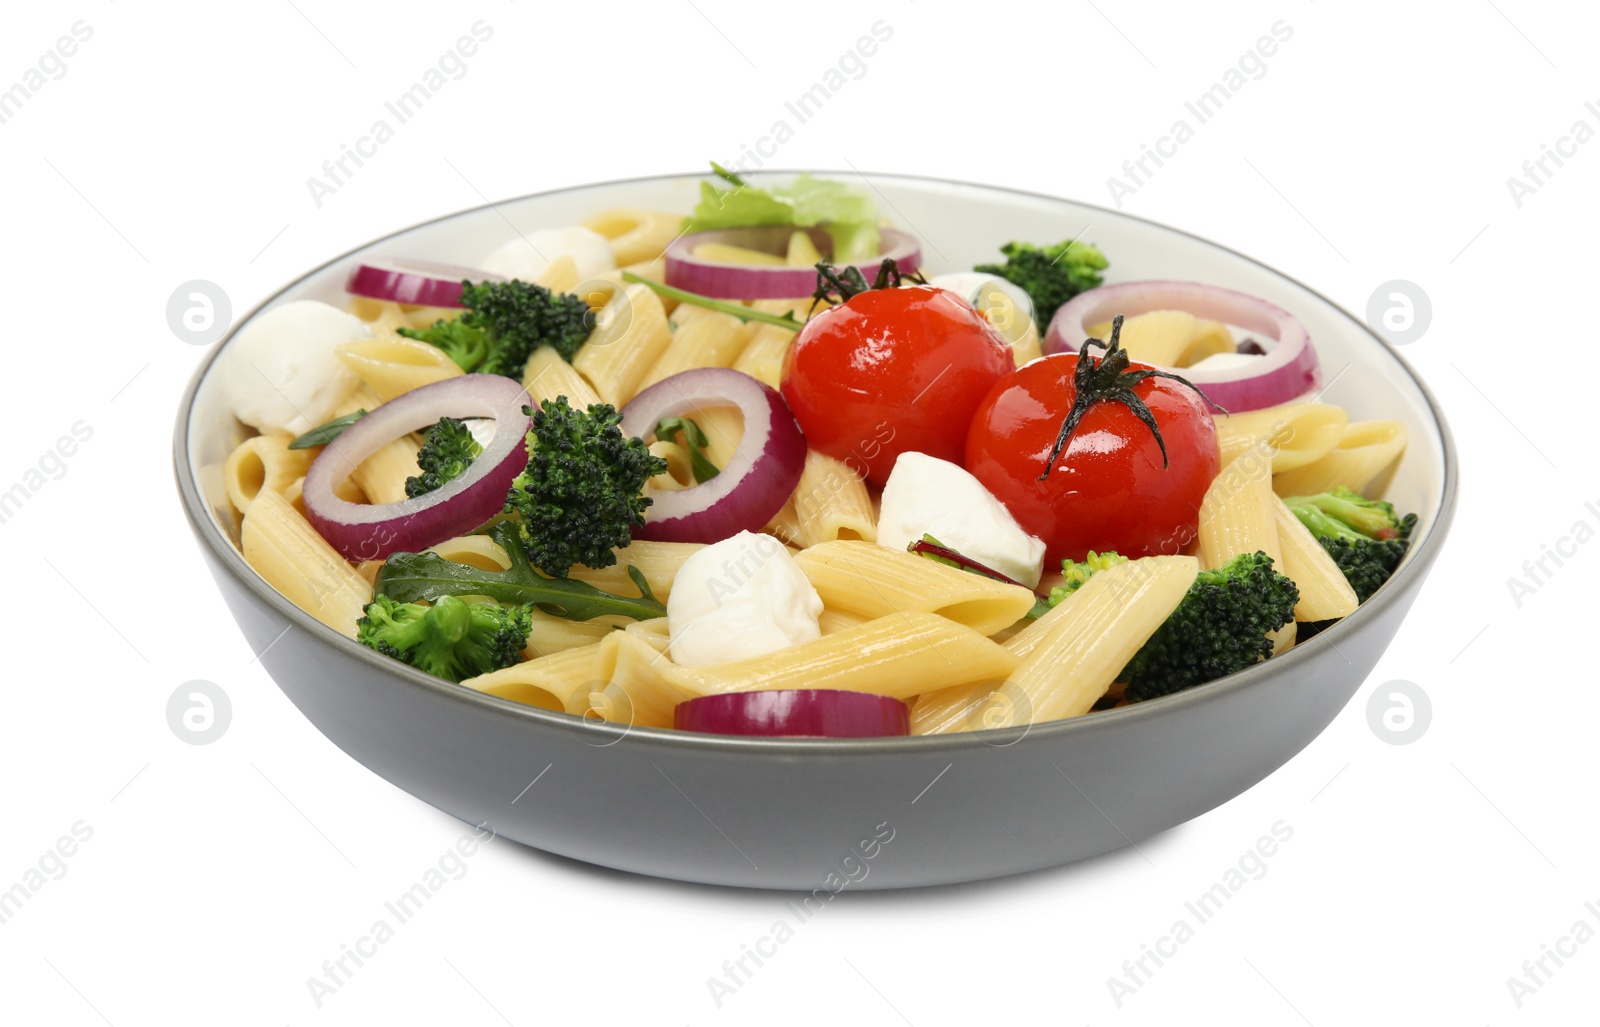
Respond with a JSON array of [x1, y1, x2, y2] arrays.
[[172, 168, 1460, 755]]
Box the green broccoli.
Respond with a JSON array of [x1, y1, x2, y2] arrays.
[[1049, 551, 1129, 606], [1284, 486, 1417, 602], [1120, 551, 1299, 702], [503, 396, 667, 577], [405, 417, 483, 499], [357, 594, 531, 683], [975, 239, 1109, 330], [399, 279, 592, 378], [397, 318, 489, 373]]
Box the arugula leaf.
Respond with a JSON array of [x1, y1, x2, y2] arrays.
[[375, 522, 666, 622], [654, 417, 720, 484], [289, 410, 366, 450]]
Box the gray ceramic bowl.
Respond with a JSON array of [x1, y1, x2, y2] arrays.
[[174, 172, 1456, 890]]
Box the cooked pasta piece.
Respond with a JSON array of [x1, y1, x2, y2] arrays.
[[240, 489, 371, 637], [577, 630, 691, 729], [909, 680, 1018, 736], [763, 497, 805, 548], [223, 433, 314, 515], [731, 298, 808, 388], [334, 336, 461, 402], [1270, 494, 1359, 621], [571, 283, 673, 406], [1198, 454, 1294, 654], [817, 606, 870, 635], [668, 611, 1019, 701], [1272, 420, 1408, 497], [534, 254, 580, 294], [460, 647, 595, 712], [523, 345, 603, 408], [636, 311, 756, 390], [1088, 310, 1234, 367], [524, 612, 614, 658], [792, 541, 1037, 636], [689, 404, 743, 468], [792, 450, 877, 545], [566, 540, 705, 604], [1215, 402, 1348, 474], [1198, 453, 1281, 570], [349, 434, 422, 506], [975, 555, 1198, 729], [582, 208, 684, 266]]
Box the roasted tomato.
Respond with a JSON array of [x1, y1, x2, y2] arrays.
[[780, 283, 1012, 486], [965, 317, 1220, 561]]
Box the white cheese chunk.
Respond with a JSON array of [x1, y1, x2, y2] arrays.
[[220, 300, 369, 436], [480, 226, 617, 282], [667, 530, 823, 668], [876, 451, 1047, 587]]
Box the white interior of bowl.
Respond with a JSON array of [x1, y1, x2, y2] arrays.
[[186, 172, 1448, 571]]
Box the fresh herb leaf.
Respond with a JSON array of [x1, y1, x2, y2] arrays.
[[375, 522, 666, 622], [654, 417, 720, 484], [289, 410, 366, 450]]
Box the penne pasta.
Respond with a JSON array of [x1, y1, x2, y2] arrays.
[[582, 208, 685, 266], [792, 540, 1037, 636], [791, 450, 878, 545], [1198, 452, 1281, 571], [223, 433, 314, 515], [1088, 310, 1234, 367], [349, 434, 421, 506], [577, 630, 692, 729], [567, 540, 705, 604], [334, 335, 461, 402], [534, 254, 580, 295], [981, 555, 1198, 728], [1215, 402, 1348, 474], [730, 298, 808, 389], [571, 283, 673, 407], [668, 611, 1019, 702], [1272, 419, 1408, 497], [523, 344, 604, 409], [460, 647, 596, 712], [240, 489, 372, 637], [1270, 494, 1359, 621], [636, 311, 757, 391]]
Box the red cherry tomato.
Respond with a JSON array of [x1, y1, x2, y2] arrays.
[[780, 286, 1013, 486], [965, 352, 1220, 562]]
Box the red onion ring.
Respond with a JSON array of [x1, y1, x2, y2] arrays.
[[675, 689, 910, 737], [302, 375, 532, 560], [619, 368, 806, 544], [346, 258, 505, 308], [1043, 280, 1321, 412], [664, 227, 922, 300]]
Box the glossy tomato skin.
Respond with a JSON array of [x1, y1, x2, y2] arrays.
[[780, 286, 1013, 486], [965, 353, 1220, 562]]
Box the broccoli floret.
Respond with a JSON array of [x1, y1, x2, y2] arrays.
[[1048, 550, 1129, 606], [357, 594, 531, 683], [1285, 486, 1417, 602], [1121, 551, 1299, 703], [503, 396, 666, 577], [397, 318, 490, 372], [405, 417, 483, 498], [399, 279, 592, 379], [974, 239, 1109, 330]]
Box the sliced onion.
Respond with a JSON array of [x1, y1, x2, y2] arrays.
[[619, 369, 805, 543], [675, 689, 910, 738], [346, 258, 504, 308], [664, 226, 922, 299], [302, 375, 531, 560], [1043, 281, 1320, 412]]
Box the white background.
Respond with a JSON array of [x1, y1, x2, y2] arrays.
[[1, 1, 1594, 1023]]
